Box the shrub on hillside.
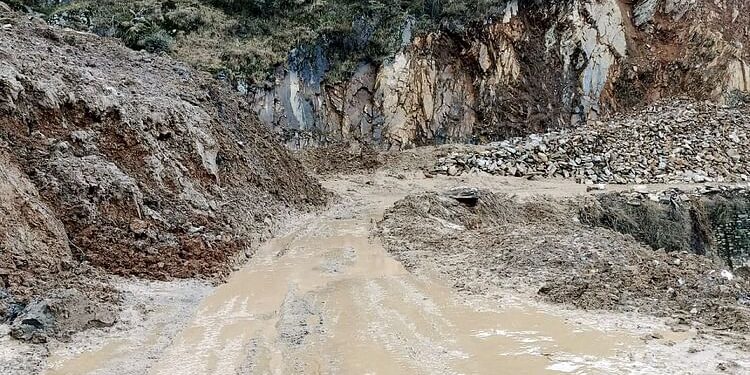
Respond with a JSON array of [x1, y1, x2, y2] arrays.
[[35, 0, 510, 83], [164, 6, 206, 31], [142, 29, 174, 53]]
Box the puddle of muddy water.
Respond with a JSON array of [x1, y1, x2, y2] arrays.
[[45, 340, 127, 375], [144, 194, 644, 375]]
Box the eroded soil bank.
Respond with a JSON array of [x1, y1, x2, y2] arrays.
[[0, 14, 327, 345], [11, 171, 747, 374]]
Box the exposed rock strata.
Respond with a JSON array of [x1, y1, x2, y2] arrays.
[[250, 0, 750, 149]]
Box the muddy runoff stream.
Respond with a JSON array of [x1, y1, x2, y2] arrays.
[[43, 174, 704, 374]]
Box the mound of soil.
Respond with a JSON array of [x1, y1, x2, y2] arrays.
[[0, 14, 327, 340], [0, 151, 117, 343], [378, 191, 750, 339], [296, 142, 382, 175]]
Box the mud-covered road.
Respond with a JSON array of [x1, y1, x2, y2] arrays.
[[33, 173, 748, 374]]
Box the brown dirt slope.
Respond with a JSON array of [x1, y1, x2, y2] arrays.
[[0, 14, 327, 340], [0, 150, 117, 342], [296, 142, 383, 175]]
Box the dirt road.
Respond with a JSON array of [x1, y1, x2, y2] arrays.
[[38, 173, 746, 374]]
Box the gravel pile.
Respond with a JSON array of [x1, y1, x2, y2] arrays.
[[434, 100, 750, 184], [612, 184, 750, 204]]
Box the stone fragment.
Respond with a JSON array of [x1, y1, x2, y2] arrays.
[[447, 165, 459, 176], [634, 0, 659, 26]]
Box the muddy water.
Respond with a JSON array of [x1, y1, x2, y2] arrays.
[[139, 191, 643, 375], [46, 340, 126, 375], [45, 180, 645, 375]]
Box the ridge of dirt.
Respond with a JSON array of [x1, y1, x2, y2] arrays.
[[377, 190, 750, 347], [0, 14, 327, 341], [296, 142, 383, 176]]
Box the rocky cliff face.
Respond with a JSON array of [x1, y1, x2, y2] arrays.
[[252, 0, 750, 149]]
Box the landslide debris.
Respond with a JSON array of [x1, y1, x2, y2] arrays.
[[0, 14, 326, 341], [433, 100, 750, 184], [296, 142, 382, 176], [378, 190, 750, 339], [0, 151, 117, 343]]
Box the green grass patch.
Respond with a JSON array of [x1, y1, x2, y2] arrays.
[[28, 0, 509, 84]]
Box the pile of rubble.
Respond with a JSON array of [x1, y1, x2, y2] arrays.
[[612, 184, 750, 205], [434, 100, 750, 184], [0, 15, 327, 342], [378, 188, 750, 340]]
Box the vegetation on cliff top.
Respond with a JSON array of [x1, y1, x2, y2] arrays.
[[25, 0, 509, 84]]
